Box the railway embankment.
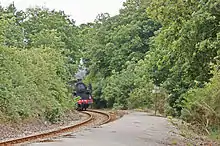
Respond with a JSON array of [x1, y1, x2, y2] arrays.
[[0, 109, 87, 141]]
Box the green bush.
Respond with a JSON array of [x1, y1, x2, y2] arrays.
[[128, 85, 153, 109], [0, 46, 73, 122], [181, 64, 220, 134], [45, 107, 62, 124], [102, 70, 135, 109]]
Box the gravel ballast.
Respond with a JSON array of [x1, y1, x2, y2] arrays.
[[0, 109, 89, 141]]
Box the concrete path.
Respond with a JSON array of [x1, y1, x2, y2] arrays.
[[28, 112, 182, 146]]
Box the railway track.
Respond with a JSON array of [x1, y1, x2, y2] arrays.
[[0, 109, 112, 146]]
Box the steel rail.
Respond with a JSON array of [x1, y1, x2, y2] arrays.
[[86, 109, 111, 124], [0, 110, 111, 146]]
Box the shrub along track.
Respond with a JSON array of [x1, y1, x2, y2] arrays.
[[0, 109, 113, 146]]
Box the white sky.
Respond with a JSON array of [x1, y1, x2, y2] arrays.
[[0, 0, 126, 25]]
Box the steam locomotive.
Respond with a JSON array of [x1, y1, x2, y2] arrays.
[[73, 79, 93, 111]]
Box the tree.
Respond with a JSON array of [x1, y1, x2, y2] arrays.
[[79, 0, 160, 108], [145, 0, 220, 115]]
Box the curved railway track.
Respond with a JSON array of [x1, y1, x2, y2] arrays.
[[0, 109, 112, 146]]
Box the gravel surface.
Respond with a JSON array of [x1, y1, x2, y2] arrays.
[[12, 110, 120, 145], [0, 109, 89, 142], [36, 110, 119, 142], [28, 111, 187, 146], [2, 109, 216, 146], [28, 111, 219, 146]]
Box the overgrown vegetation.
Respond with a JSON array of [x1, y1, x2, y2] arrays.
[[0, 4, 80, 123], [0, 0, 219, 140], [80, 0, 220, 139], [0, 47, 71, 122], [181, 62, 220, 136]]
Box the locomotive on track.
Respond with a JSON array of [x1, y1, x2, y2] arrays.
[[73, 79, 93, 111]]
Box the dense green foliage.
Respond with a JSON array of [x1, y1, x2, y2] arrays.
[[0, 47, 72, 122], [0, 0, 219, 137], [0, 4, 80, 123], [80, 0, 220, 135], [181, 62, 220, 134], [146, 0, 220, 116], [80, 0, 161, 109]]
